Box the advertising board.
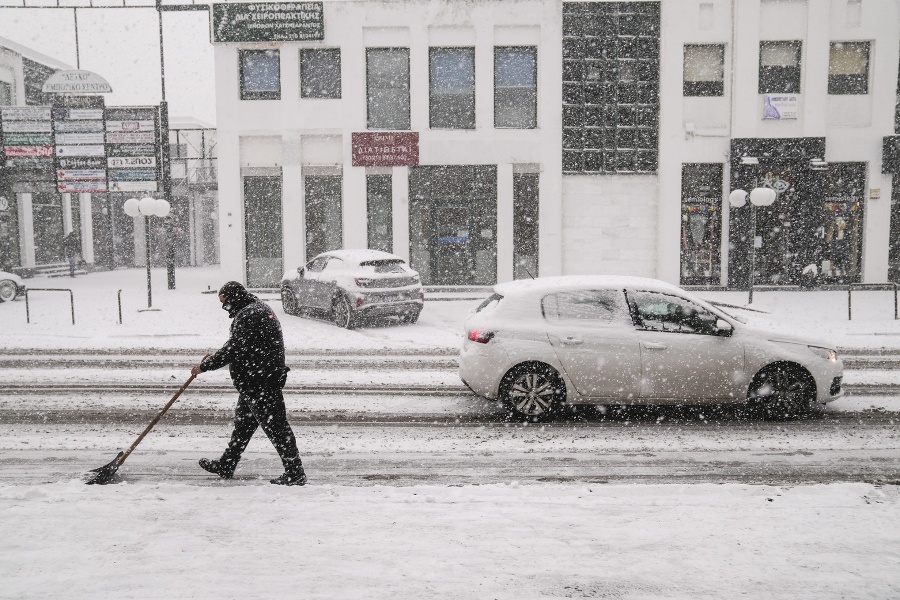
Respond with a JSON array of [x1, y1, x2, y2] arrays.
[[212, 2, 324, 42], [108, 180, 158, 192]]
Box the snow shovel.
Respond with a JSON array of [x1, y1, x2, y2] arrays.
[[85, 372, 197, 485]]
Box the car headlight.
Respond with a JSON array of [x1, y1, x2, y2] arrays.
[[809, 346, 838, 362]]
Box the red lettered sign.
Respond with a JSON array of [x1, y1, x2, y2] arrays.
[[4, 145, 54, 158], [352, 132, 419, 167]]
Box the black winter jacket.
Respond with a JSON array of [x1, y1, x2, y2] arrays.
[[200, 290, 289, 391]]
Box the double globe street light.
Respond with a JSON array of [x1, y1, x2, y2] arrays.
[[729, 186, 777, 303], [124, 196, 170, 310]]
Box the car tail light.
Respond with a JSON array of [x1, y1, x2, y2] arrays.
[[419, 291, 425, 301], [467, 329, 494, 344], [355, 278, 374, 287], [356, 297, 365, 308]]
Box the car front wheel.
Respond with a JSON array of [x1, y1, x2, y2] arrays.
[[500, 362, 566, 420], [0, 280, 17, 302], [281, 287, 299, 316], [748, 364, 819, 420], [332, 294, 355, 329]]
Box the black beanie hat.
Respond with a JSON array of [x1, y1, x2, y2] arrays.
[[218, 281, 246, 300]]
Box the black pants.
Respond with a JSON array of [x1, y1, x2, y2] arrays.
[[219, 385, 301, 471]]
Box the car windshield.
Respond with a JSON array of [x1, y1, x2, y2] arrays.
[[359, 260, 406, 274]]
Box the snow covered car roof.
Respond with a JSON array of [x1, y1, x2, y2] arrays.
[[318, 249, 406, 265], [493, 275, 687, 298]]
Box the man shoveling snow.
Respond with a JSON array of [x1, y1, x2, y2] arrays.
[[191, 281, 307, 486]]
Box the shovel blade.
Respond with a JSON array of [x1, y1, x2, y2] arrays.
[[84, 452, 124, 485]]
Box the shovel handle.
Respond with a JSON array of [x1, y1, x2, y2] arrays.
[[117, 372, 197, 466]]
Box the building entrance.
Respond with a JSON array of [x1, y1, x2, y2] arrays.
[[409, 165, 497, 286], [243, 175, 283, 288]]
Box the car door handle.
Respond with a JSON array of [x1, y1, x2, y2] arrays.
[[560, 336, 584, 345], [642, 342, 668, 350]]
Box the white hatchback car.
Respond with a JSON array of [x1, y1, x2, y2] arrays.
[[459, 276, 844, 420], [281, 249, 424, 328], [0, 270, 26, 302]]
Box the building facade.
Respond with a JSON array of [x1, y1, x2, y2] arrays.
[[212, 0, 900, 289]]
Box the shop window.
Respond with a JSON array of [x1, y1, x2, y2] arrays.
[[513, 173, 539, 279], [0, 81, 11, 106], [890, 175, 900, 283], [300, 48, 341, 99], [240, 49, 281, 100], [562, 1, 660, 174], [759, 41, 801, 94], [366, 48, 410, 130], [430, 48, 476, 129], [828, 42, 869, 95], [680, 163, 722, 286], [367, 175, 392, 253], [304, 175, 343, 259], [818, 163, 866, 284], [243, 176, 283, 287], [683, 44, 724, 97], [495, 47, 537, 129]]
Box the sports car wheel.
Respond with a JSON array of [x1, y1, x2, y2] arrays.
[[748, 365, 819, 420], [500, 363, 566, 421], [332, 295, 355, 329], [281, 287, 299, 316], [0, 279, 17, 302]]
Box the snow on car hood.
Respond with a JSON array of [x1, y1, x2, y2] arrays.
[[742, 325, 836, 350]]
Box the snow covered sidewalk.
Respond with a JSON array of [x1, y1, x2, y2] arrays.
[[1, 480, 898, 599]]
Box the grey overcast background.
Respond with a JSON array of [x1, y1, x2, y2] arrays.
[[0, 8, 216, 125]]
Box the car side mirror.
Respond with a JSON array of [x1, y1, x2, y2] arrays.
[[297, 266, 305, 277], [716, 319, 733, 336]]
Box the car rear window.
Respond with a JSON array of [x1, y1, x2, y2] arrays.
[[474, 293, 503, 313], [542, 290, 629, 324], [359, 260, 406, 274]]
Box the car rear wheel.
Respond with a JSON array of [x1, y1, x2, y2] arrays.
[[748, 364, 819, 420], [500, 362, 566, 420], [281, 287, 299, 316], [332, 294, 355, 329], [400, 309, 420, 324], [0, 280, 17, 302]]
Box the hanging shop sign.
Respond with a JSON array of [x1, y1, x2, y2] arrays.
[[56, 169, 107, 181], [108, 143, 156, 157], [54, 120, 105, 133], [2, 133, 53, 145], [55, 145, 106, 157], [55, 132, 105, 145], [106, 131, 156, 144], [762, 94, 799, 120], [108, 180, 158, 192], [57, 181, 108, 193], [2, 121, 52, 133], [4, 157, 55, 169], [52, 108, 104, 121], [1, 107, 51, 121], [105, 120, 155, 133], [108, 156, 156, 168], [211, 2, 324, 43], [42, 70, 112, 94], [58, 156, 106, 170], [108, 168, 158, 181], [351, 132, 419, 167], [3, 145, 54, 158]]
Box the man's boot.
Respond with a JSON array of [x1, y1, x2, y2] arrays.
[[270, 457, 307, 486], [199, 458, 236, 479]]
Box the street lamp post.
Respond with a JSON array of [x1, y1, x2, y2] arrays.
[[124, 196, 171, 309], [729, 187, 777, 303]]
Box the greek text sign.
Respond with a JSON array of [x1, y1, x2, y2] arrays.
[[52, 108, 104, 120], [2, 133, 53, 145], [42, 70, 112, 94], [57, 181, 108, 193], [55, 133, 105, 145], [108, 180, 158, 192], [4, 145, 54, 158], [762, 94, 799, 120], [105, 120, 155, 133], [55, 121, 105, 133], [2, 121, 52, 133], [57, 169, 107, 181], [106, 132, 156, 144], [351, 132, 419, 167], [58, 156, 106, 169], [1, 107, 50, 121], [212, 2, 324, 42], [55, 145, 107, 157], [108, 156, 157, 168]]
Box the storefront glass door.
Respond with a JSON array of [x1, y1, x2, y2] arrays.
[[243, 175, 283, 288]]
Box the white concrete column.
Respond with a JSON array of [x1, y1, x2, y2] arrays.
[[343, 164, 367, 250], [133, 216, 147, 268], [282, 136, 304, 268], [61, 193, 73, 234], [497, 163, 514, 283], [218, 134, 243, 282], [392, 166, 410, 262], [78, 193, 94, 263], [862, 171, 893, 283], [17, 193, 35, 268]]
